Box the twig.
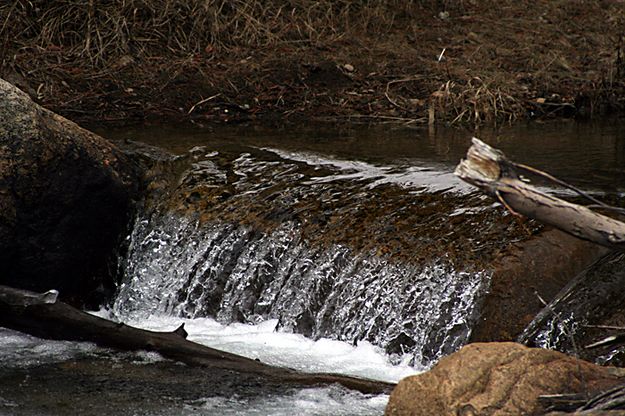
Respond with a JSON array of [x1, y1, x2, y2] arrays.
[[0, 0, 19, 38], [585, 334, 625, 349], [496, 190, 522, 217], [511, 161, 609, 208], [187, 93, 221, 114], [345, 114, 428, 124], [582, 324, 625, 331], [384, 90, 405, 110], [384, 77, 424, 112], [535, 290, 588, 399]]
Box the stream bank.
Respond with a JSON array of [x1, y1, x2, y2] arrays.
[[2, 1, 625, 125]]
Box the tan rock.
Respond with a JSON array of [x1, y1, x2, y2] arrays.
[[386, 342, 622, 416]]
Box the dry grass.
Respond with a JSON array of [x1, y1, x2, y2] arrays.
[[1, 0, 434, 66], [430, 78, 521, 125], [1, 1, 624, 124]]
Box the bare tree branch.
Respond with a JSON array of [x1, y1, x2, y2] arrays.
[[455, 138, 625, 251]]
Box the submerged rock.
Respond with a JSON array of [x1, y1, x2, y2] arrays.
[[0, 78, 140, 305], [385, 342, 623, 416]]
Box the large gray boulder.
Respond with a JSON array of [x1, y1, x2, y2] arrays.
[[0, 79, 140, 306]]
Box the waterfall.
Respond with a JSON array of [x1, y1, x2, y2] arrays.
[[114, 212, 490, 368], [108, 142, 500, 369]]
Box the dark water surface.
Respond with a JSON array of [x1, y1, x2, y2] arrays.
[[94, 120, 625, 194]]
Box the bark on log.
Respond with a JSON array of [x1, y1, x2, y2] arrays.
[[455, 138, 625, 251], [0, 285, 393, 394]]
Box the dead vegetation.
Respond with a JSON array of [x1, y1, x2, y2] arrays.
[[1, 0, 434, 68], [1, 1, 625, 124], [429, 78, 521, 124]]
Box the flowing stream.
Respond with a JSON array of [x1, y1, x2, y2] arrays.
[[2, 121, 625, 415]]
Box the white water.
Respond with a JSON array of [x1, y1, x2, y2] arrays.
[[107, 311, 418, 415], [1, 313, 418, 416], [99, 312, 418, 383], [179, 386, 389, 416], [0, 327, 98, 368], [114, 214, 490, 369]]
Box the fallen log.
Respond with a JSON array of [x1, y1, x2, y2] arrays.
[[0, 285, 393, 394], [455, 138, 625, 251]]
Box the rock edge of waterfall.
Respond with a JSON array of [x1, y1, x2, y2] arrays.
[[0, 78, 142, 306]]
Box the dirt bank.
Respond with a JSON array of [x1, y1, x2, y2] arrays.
[[2, 1, 625, 125]]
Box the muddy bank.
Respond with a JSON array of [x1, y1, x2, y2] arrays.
[[2, 1, 625, 125]]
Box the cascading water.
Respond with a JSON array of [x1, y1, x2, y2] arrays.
[[112, 142, 500, 369], [114, 214, 489, 368]]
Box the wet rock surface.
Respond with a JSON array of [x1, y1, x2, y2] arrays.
[[472, 229, 609, 342], [113, 141, 547, 367], [104, 123, 625, 357], [0, 354, 287, 416], [0, 79, 141, 306], [385, 342, 624, 416], [164, 145, 537, 268], [111, 132, 618, 367], [520, 251, 625, 367]]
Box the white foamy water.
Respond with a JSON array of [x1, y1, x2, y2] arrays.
[[0, 327, 99, 368], [98, 311, 419, 383], [180, 385, 389, 416], [0, 314, 417, 415], [113, 313, 417, 415], [115, 214, 489, 370]]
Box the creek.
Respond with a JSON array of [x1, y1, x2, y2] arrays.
[[2, 120, 624, 415]]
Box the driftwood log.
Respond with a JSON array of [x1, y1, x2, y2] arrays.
[[455, 138, 625, 251], [0, 285, 393, 394], [457, 138, 625, 356]]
